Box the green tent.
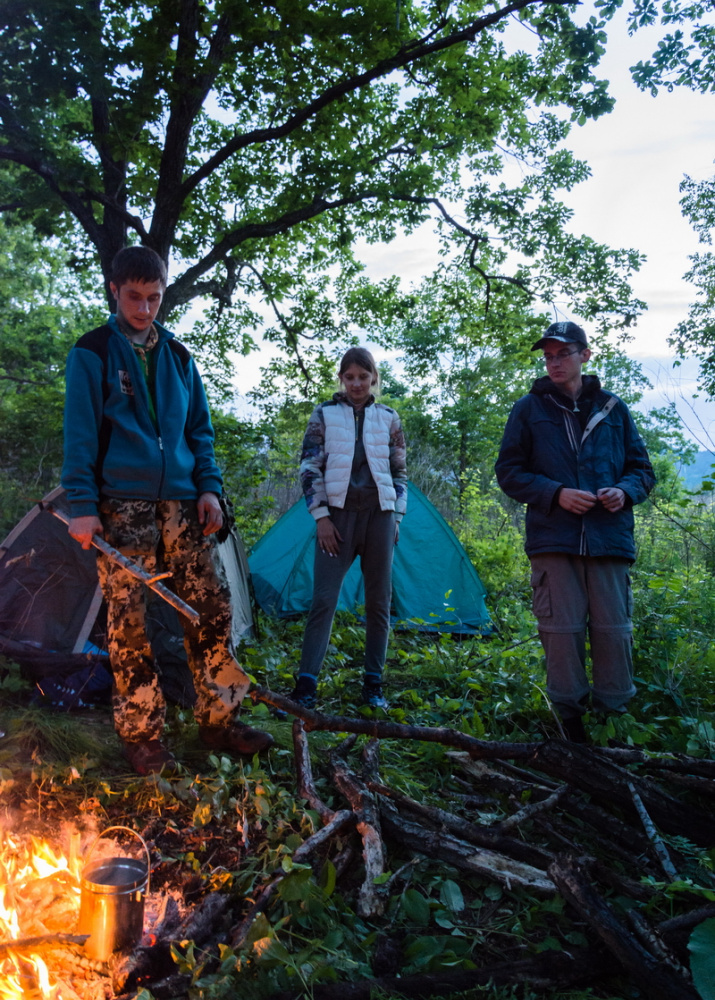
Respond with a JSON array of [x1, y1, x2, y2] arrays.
[[248, 483, 491, 633]]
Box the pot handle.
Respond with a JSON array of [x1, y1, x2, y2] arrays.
[[83, 825, 151, 896]]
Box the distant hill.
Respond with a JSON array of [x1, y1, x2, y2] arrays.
[[680, 451, 715, 491]]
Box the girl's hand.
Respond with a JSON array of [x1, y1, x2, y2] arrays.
[[317, 517, 342, 557], [395, 522, 400, 546]]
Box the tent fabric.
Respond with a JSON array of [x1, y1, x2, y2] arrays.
[[0, 487, 255, 691], [248, 482, 491, 633]]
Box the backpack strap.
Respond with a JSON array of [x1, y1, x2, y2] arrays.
[[581, 395, 618, 447]]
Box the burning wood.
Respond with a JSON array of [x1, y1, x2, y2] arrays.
[[3, 695, 715, 1000], [0, 834, 84, 1000]]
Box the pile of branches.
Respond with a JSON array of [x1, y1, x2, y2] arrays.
[[107, 687, 715, 1000]]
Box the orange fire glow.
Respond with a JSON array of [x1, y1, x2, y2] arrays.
[[0, 833, 82, 1000]]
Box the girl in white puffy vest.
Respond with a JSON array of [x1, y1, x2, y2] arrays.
[[290, 347, 408, 710]]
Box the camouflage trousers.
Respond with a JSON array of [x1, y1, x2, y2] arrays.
[[97, 498, 250, 742]]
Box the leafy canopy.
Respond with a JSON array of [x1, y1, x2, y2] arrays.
[[0, 0, 631, 379]]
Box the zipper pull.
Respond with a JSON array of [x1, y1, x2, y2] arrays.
[[157, 436, 164, 450]]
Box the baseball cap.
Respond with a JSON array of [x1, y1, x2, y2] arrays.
[[531, 321, 589, 351]]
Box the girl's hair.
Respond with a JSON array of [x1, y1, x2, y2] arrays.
[[338, 347, 380, 389]]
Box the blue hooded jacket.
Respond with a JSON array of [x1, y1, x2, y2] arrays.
[[495, 375, 655, 560], [62, 315, 222, 518]]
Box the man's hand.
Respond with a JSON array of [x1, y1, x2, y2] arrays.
[[558, 488, 598, 514], [597, 487, 626, 512], [68, 515, 103, 550], [197, 492, 223, 535], [395, 521, 400, 546], [317, 517, 342, 557]]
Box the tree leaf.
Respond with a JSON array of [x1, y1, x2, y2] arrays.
[[689, 918, 715, 999]]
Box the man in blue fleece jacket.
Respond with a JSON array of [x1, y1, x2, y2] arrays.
[[495, 322, 655, 743], [62, 247, 272, 774]]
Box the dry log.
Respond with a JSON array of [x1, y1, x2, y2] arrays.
[[627, 780, 679, 879], [252, 685, 538, 758], [113, 892, 235, 994], [447, 754, 555, 796], [268, 945, 610, 1000], [658, 904, 715, 959], [451, 752, 657, 862], [549, 854, 701, 1000], [329, 750, 386, 918], [590, 859, 659, 903], [627, 907, 690, 976], [0, 933, 89, 956], [140, 972, 191, 999], [496, 783, 569, 832], [292, 718, 334, 822], [528, 741, 715, 846], [660, 904, 715, 938], [648, 770, 715, 798], [369, 781, 555, 870], [379, 799, 555, 896], [599, 748, 715, 780], [534, 811, 659, 879]]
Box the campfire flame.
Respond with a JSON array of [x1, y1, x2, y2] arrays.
[[0, 833, 82, 999]]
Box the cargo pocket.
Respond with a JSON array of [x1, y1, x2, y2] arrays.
[[530, 568, 552, 620], [626, 571, 634, 619]]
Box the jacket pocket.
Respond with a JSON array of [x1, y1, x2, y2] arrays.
[[530, 569, 552, 619]]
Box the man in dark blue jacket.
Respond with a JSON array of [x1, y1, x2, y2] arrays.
[[495, 322, 655, 742], [62, 247, 273, 774]]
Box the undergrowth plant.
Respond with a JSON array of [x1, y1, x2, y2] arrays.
[[1, 473, 714, 1000]]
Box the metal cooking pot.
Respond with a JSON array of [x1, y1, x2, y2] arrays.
[[78, 826, 150, 961]]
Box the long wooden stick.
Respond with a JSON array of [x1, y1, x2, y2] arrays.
[[0, 933, 89, 956], [45, 504, 200, 625]]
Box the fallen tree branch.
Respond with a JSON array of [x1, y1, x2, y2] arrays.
[[369, 781, 554, 870], [268, 945, 611, 1000], [0, 933, 89, 956], [528, 743, 715, 847], [379, 799, 555, 896], [329, 748, 386, 918], [496, 783, 569, 832], [450, 753, 657, 864], [549, 855, 700, 1000], [252, 686, 538, 758], [292, 718, 334, 823], [627, 780, 679, 880]]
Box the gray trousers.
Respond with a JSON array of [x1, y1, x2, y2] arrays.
[[299, 505, 395, 679], [530, 553, 636, 719]]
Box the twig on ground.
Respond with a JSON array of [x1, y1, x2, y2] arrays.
[[627, 780, 679, 880]]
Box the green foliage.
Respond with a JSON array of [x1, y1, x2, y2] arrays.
[[0, 218, 103, 533], [0, 0, 645, 387], [3, 482, 715, 1000], [455, 481, 530, 598], [689, 917, 715, 1000]]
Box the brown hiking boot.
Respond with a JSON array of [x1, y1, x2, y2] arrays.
[[123, 739, 178, 776], [199, 721, 274, 756]]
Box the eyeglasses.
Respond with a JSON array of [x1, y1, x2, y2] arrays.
[[541, 349, 581, 365]]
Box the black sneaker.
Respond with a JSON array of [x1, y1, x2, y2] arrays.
[[290, 687, 317, 710], [282, 676, 318, 712], [361, 680, 388, 710], [561, 716, 588, 744]]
